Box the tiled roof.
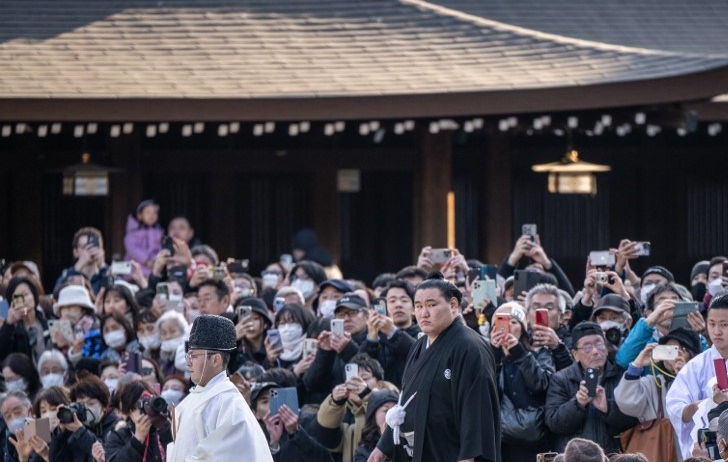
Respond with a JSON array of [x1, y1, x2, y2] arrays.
[[432, 0, 728, 56], [1, 0, 728, 120]]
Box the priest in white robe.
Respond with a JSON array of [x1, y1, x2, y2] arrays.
[[167, 314, 273, 462]]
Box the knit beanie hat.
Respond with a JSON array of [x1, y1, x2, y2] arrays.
[[642, 265, 675, 283], [691, 260, 710, 282], [571, 321, 605, 348], [365, 390, 398, 423]]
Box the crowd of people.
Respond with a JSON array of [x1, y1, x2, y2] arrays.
[[1, 199, 728, 461]]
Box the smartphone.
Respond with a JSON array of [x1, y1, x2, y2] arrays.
[[280, 254, 293, 267], [429, 248, 453, 264], [212, 266, 226, 281], [24, 417, 51, 443], [634, 241, 651, 257], [269, 387, 299, 416], [0, 299, 8, 319], [237, 305, 252, 321], [267, 329, 282, 349], [670, 302, 699, 331], [589, 250, 615, 268], [48, 319, 75, 344], [274, 297, 286, 313], [86, 234, 100, 248], [125, 351, 143, 374], [345, 363, 359, 382], [652, 344, 679, 361], [303, 338, 318, 358], [492, 313, 511, 335], [227, 259, 249, 275], [536, 452, 558, 462], [536, 308, 549, 327], [156, 282, 169, 299], [584, 367, 599, 397], [723, 262, 728, 278], [715, 358, 728, 390], [472, 279, 496, 308], [374, 299, 387, 316], [161, 235, 175, 255], [330, 319, 345, 336], [513, 270, 541, 298], [481, 264, 498, 280], [522, 223, 537, 241], [110, 261, 132, 276]]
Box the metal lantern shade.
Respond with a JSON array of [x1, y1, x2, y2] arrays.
[[532, 150, 611, 195]]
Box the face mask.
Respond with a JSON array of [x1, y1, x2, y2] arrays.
[[318, 300, 336, 318], [169, 294, 183, 303], [262, 273, 279, 288], [6, 378, 27, 393], [160, 389, 184, 406], [279, 323, 304, 347], [692, 282, 707, 302], [640, 283, 656, 306], [292, 279, 314, 299], [87, 404, 103, 426], [139, 334, 161, 350], [237, 288, 252, 298], [7, 417, 26, 435], [105, 378, 118, 395], [104, 330, 127, 349], [41, 373, 65, 389], [42, 411, 59, 431], [599, 320, 626, 346], [709, 278, 724, 297], [161, 336, 184, 353]]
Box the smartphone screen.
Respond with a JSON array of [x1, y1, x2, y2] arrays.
[[267, 329, 282, 349]]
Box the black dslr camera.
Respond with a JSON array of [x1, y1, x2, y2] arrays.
[[698, 428, 720, 460], [57, 402, 90, 424], [138, 396, 168, 417]]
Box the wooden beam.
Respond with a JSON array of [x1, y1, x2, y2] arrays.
[[414, 131, 452, 257]]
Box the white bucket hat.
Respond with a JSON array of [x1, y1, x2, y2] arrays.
[[53, 285, 95, 317]]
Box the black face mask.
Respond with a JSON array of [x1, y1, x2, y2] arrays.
[[692, 282, 707, 303]]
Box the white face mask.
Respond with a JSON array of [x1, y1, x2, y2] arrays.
[[42, 411, 60, 431], [292, 279, 314, 299], [262, 274, 279, 288], [41, 373, 65, 389], [279, 323, 304, 347], [139, 334, 161, 350], [318, 300, 336, 318], [7, 417, 26, 435], [104, 330, 127, 349], [105, 378, 118, 395], [709, 278, 725, 297], [87, 403, 103, 426], [640, 283, 656, 306], [160, 389, 184, 406], [161, 336, 184, 353], [6, 378, 27, 393]]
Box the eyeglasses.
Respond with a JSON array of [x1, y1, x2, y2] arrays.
[[530, 303, 556, 311], [184, 352, 217, 361], [574, 341, 607, 353]]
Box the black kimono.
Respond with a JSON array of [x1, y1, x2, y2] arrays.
[[376, 317, 501, 462]]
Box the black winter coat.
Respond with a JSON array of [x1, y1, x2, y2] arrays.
[[544, 359, 638, 453], [104, 419, 172, 462]]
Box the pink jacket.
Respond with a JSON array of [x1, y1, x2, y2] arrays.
[[123, 215, 163, 276]]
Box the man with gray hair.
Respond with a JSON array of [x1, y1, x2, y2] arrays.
[[525, 284, 574, 371], [1, 390, 32, 461]]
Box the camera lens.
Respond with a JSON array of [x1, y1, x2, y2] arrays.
[[57, 407, 74, 424]]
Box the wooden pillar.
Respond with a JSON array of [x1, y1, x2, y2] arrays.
[[311, 170, 340, 265], [413, 131, 452, 258], [108, 134, 141, 257], [482, 135, 513, 264], [209, 172, 236, 259]]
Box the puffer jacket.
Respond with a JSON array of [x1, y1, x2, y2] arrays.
[[545, 359, 638, 453]]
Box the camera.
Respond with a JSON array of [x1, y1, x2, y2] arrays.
[[138, 396, 168, 417], [57, 402, 90, 424], [698, 428, 720, 459], [604, 327, 624, 346], [594, 272, 609, 284]]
